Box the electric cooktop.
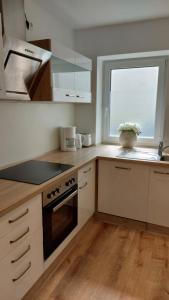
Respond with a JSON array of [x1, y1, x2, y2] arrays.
[[0, 160, 73, 185]]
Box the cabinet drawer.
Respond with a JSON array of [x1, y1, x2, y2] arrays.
[[11, 228, 43, 300], [0, 223, 32, 262], [0, 227, 43, 300], [78, 161, 95, 182], [0, 195, 42, 239], [78, 161, 95, 228]]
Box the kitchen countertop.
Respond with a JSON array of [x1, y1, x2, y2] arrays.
[[0, 144, 169, 217]]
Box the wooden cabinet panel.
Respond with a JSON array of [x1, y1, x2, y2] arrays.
[[147, 167, 169, 227], [98, 160, 150, 222]]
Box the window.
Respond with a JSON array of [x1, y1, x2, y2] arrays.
[[102, 58, 166, 146]]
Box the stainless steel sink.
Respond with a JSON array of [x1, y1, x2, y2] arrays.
[[160, 155, 169, 161], [116, 151, 160, 161]]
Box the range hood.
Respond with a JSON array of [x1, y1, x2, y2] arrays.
[[3, 36, 51, 100], [0, 0, 51, 100]]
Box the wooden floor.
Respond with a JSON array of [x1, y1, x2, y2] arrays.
[[25, 219, 169, 300]]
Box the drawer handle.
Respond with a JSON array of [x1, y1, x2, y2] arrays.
[[10, 227, 30, 244], [11, 245, 31, 264], [154, 171, 169, 175], [8, 208, 29, 224], [115, 166, 131, 171], [12, 262, 31, 282], [83, 167, 92, 174], [79, 182, 88, 190]]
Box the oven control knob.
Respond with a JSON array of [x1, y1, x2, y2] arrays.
[[65, 181, 70, 186], [47, 193, 52, 199], [70, 179, 73, 184], [55, 188, 60, 193], [50, 192, 55, 198], [72, 178, 75, 183]]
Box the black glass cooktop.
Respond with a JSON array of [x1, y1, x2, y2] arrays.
[[0, 160, 73, 185]]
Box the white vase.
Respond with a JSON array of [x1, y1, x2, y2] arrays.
[[119, 131, 137, 148]]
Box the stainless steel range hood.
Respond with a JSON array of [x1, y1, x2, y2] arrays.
[[3, 36, 51, 100], [0, 0, 51, 100]]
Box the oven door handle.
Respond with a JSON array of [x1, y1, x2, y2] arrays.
[[52, 190, 78, 213]]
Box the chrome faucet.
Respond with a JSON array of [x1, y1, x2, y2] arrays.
[[158, 141, 169, 158], [158, 141, 163, 157]]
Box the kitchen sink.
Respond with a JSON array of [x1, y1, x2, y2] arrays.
[[160, 155, 169, 161], [116, 150, 160, 161]]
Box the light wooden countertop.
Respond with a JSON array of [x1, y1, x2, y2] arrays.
[[0, 144, 169, 217]]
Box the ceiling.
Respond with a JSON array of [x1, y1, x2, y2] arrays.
[[47, 0, 169, 29]]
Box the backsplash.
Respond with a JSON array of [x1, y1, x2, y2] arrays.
[[0, 102, 75, 168]]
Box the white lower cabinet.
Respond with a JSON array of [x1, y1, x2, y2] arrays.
[[0, 195, 44, 300], [98, 160, 150, 222], [78, 161, 95, 228], [147, 167, 169, 227]]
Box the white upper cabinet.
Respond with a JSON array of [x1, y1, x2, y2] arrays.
[[31, 39, 92, 103], [51, 41, 92, 103]]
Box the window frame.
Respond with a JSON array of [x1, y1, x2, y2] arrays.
[[102, 57, 167, 147]]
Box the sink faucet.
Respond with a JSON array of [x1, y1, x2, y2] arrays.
[[158, 141, 169, 158]]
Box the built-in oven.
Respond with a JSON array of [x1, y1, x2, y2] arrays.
[[42, 173, 78, 260]]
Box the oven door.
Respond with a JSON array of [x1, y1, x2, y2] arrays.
[[43, 187, 78, 260]]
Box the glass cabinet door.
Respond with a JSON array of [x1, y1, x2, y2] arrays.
[[75, 71, 91, 102], [51, 54, 92, 103], [51, 56, 76, 102], [75, 53, 92, 103]]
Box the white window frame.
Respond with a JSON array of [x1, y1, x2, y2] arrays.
[[102, 57, 167, 147]]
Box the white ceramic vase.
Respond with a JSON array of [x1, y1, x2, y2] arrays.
[[119, 131, 137, 148]]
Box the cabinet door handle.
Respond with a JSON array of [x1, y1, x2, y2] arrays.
[[10, 227, 29, 244], [79, 182, 88, 190], [8, 208, 29, 224], [115, 166, 131, 171], [12, 262, 31, 282], [83, 167, 92, 174], [154, 171, 169, 175], [76, 95, 84, 98], [11, 245, 31, 264], [65, 94, 75, 97]]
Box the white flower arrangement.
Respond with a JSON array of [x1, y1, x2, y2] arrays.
[[118, 122, 141, 135]]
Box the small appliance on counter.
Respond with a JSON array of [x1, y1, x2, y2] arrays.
[[60, 127, 76, 152], [81, 133, 92, 147], [75, 133, 82, 149]]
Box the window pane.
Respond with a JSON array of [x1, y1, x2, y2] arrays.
[[110, 67, 159, 138]]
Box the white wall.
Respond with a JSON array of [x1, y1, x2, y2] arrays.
[[0, 1, 75, 168], [25, 0, 74, 48], [74, 17, 169, 144], [2, 0, 26, 39], [74, 17, 169, 58], [0, 102, 75, 168]]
